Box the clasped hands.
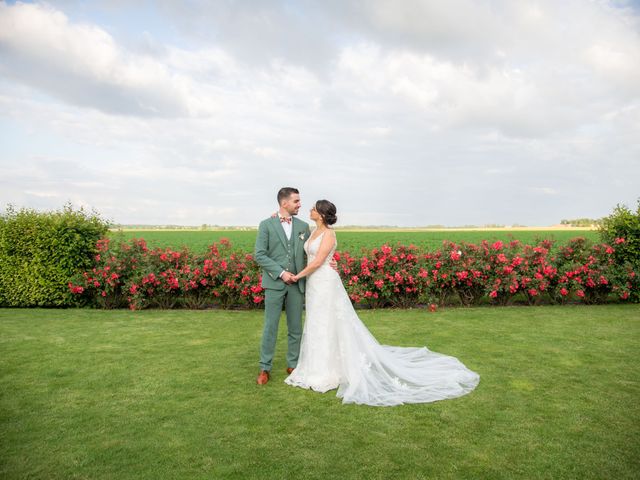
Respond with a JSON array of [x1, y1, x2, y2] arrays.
[[281, 271, 299, 284], [282, 259, 338, 285]]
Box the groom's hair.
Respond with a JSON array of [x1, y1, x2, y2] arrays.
[[277, 187, 299, 205]]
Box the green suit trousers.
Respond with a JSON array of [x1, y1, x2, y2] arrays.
[[259, 283, 304, 371]]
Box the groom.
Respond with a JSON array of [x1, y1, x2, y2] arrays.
[[254, 187, 311, 385]]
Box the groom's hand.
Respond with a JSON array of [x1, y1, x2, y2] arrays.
[[281, 271, 296, 284], [329, 259, 338, 272]]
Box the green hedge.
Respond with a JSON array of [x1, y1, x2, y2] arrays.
[[599, 199, 640, 302], [600, 200, 640, 266], [0, 204, 109, 307]]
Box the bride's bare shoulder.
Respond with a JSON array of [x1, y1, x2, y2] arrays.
[[323, 228, 337, 245]]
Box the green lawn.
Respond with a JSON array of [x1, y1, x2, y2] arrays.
[[1, 306, 638, 479]]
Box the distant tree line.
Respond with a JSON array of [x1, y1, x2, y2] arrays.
[[560, 218, 602, 227]]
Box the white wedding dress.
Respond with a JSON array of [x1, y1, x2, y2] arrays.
[[285, 231, 480, 406]]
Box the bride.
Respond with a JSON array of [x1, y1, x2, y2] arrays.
[[284, 200, 480, 406]]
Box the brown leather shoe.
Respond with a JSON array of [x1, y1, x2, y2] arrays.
[[256, 370, 270, 385], [286, 367, 295, 375]]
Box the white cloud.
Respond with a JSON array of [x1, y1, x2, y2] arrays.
[[334, 44, 589, 138], [0, 2, 194, 116], [0, 1, 639, 226]]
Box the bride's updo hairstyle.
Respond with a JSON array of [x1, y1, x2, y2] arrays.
[[315, 200, 337, 226]]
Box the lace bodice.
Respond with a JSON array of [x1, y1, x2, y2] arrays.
[[304, 230, 336, 267]]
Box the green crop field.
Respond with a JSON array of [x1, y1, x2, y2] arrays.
[[108, 229, 600, 254]]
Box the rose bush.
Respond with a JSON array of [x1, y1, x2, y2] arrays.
[[552, 237, 637, 304], [70, 236, 638, 309], [70, 238, 263, 310]]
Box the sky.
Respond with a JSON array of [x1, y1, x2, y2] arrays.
[[1, 0, 639, 227]]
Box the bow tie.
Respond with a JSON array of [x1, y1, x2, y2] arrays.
[[280, 216, 292, 224]]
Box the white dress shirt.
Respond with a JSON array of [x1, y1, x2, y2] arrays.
[[280, 216, 292, 240], [279, 215, 293, 279]]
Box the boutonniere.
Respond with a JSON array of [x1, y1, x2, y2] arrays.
[[298, 232, 306, 241]]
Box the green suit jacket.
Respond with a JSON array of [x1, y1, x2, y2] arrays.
[[254, 217, 311, 293]]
